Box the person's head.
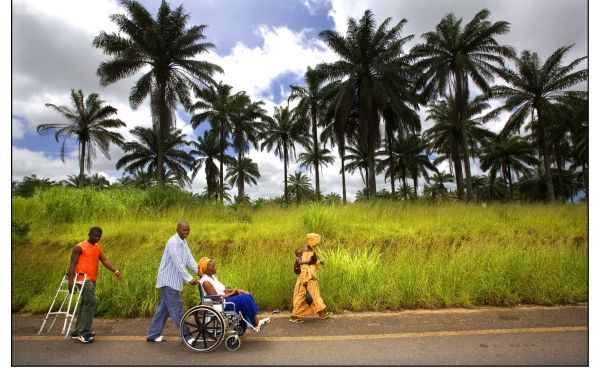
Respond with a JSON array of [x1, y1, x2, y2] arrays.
[[306, 233, 322, 248], [176, 220, 190, 240], [88, 227, 102, 245], [198, 257, 216, 276]]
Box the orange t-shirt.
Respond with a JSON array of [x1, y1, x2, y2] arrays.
[[75, 241, 102, 282]]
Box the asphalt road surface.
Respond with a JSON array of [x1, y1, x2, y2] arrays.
[[12, 305, 588, 366]]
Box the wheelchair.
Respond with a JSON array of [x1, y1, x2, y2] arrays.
[[179, 284, 251, 352]]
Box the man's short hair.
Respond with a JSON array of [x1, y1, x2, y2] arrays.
[[89, 227, 103, 235]]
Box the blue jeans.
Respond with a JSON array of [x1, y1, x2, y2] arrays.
[[147, 286, 190, 339]]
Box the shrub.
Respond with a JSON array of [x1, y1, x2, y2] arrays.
[[12, 219, 30, 238]]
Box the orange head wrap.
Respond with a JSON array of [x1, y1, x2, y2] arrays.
[[198, 257, 211, 276], [306, 233, 322, 247]]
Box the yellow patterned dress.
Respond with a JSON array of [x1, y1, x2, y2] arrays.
[[291, 248, 326, 317]]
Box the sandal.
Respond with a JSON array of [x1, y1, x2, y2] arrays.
[[319, 312, 331, 320], [289, 318, 304, 323]]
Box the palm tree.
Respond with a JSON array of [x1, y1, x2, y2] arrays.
[[225, 157, 260, 201], [116, 126, 194, 188], [552, 94, 588, 198], [317, 9, 415, 197], [12, 175, 56, 197], [322, 192, 342, 205], [378, 134, 437, 200], [517, 166, 582, 202], [424, 95, 495, 195], [189, 129, 229, 201], [343, 137, 376, 191], [115, 169, 154, 189], [471, 174, 507, 202], [230, 94, 266, 198], [191, 82, 240, 202], [62, 175, 90, 188], [297, 144, 335, 182], [89, 173, 111, 189], [37, 89, 125, 188], [423, 171, 455, 201], [93, 0, 222, 185], [480, 135, 537, 200], [412, 8, 515, 200], [484, 45, 588, 201], [343, 137, 370, 190], [381, 100, 421, 197], [287, 171, 313, 205], [320, 90, 354, 203], [288, 66, 326, 199], [260, 106, 310, 206]]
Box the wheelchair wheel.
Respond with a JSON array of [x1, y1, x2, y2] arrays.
[[225, 335, 241, 351], [180, 305, 225, 352], [236, 324, 246, 337]]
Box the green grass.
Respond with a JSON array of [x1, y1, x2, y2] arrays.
[[11, 187, 588, 317]]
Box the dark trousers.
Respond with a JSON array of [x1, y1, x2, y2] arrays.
[[72, 281, 96, 335]]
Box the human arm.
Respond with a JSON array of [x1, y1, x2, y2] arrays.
[[67, 245, 82, 292], [99, 253, 122, 281]]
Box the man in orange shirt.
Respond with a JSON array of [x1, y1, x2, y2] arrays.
[[68, 227, 121, 343]]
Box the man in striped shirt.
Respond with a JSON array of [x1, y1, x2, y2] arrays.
[[146, 220, 198, 343]]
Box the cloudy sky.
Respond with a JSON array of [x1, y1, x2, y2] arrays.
[[10, 0, 590, 201]]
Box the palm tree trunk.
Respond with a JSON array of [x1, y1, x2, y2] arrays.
[[455, 72, 472, 201], [157, 84, 168, 186], [451, 141, 464, 199], [311, 108, 320, 201], [412, 173, 418, 199], [387, 135, 395, 197], [537, 113, 556, 202], [402, 172, 408, 200], [584, 162, 589, 200], [341, 143, 347, 204], [554, 145, 564, 200], [284, 143, 289, 206], [507, 163, 513, 200], [367, 141, 377, 199], [237, 152, 244, 199], [219, 127, 225, 204], [79, 141, 86, 188]]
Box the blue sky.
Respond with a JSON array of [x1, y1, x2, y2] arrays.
[[10, 0, 591, 201]]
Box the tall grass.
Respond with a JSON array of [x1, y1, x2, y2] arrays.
[[11, 188, 588, 317]]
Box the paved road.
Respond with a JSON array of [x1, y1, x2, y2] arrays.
[[12, 305, 588, 366]]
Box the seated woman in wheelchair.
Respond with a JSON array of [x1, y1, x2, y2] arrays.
[[198, 257, 270, 331]]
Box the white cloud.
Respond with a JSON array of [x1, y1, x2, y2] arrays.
[[12, 146, 80, 181], [302, 0, 330, 15], [207, 25, 336, 106], [12, 118, 26, 140]]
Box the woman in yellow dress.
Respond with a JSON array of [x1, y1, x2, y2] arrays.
[[289, 233, 330, 323]]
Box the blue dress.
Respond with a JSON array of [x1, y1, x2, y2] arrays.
[[200, 274, 259, 329], [224, 294, 259, 329]]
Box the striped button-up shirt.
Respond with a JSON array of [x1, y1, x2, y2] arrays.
[[156, 233, 197, 291]]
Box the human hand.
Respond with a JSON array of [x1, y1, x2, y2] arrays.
[[114, 270, 122, 281], [189, 278, 198, 285], [237, 289, 249, 295]]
